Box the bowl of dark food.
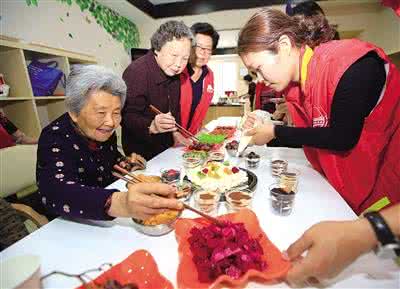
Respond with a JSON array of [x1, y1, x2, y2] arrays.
[[132, 210, 181, 236], [188, 141, 215, 152], [160, 168, 181, 183], [245, 151, 261, 169], [225, 140, 239, 157]]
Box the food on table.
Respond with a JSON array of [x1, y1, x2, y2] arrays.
[[270, 187, 295, 195], [182, 154, 203, 169], [140, 210, 180, 226], [208, 151, 225, 162], [197, 133, 226, 144], [160, 169, 181, 182], [182, 151, 208, 160], [187, 161, 248, 192], [270, 159, 288, 177], [210, 126, 236, 139], [225, 140, 239, 156], [171, 180, 194, 200], [188, 141, 215, 152], [245, 151, 261, 169], [188, 221, 266, 282], [125, 174, 161, 189], [135, 174, 161, 183], [194, 190, 220, 214], [279, 170, 299, 193], [226, 190, 253, 210]]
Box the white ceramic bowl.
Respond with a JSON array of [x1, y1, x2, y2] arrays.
[[1, 255, 41, 289]]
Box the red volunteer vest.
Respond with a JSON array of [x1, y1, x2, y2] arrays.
[[180, 66, 214, 135], [0, 124, 15, 149], [286, 39, 400, 215]]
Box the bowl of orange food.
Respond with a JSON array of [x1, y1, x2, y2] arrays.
[[132, 210, 181, 236]]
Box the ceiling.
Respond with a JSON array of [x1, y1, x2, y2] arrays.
[[128, 0, 293, 19]]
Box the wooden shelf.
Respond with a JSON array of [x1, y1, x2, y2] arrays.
[[0, 36, 97, 63], [34, 96, 66, 100], [0, 97, 34, 101], [0, 36, 96, 139]]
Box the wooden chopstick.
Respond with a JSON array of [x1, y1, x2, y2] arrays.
[[149, 104, 200, 142], [183, 203, 224, 226], [112, 171, 136, 185], [112, 170, 223, 226], [113, 164, 143, 183]]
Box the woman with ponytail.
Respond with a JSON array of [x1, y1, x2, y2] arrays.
[[239, 8, 400, 215]]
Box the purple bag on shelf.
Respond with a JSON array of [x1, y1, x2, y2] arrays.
[[27, 60, 65, 96]]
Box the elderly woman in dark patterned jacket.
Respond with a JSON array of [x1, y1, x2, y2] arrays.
[[36, 65, 182, 221]]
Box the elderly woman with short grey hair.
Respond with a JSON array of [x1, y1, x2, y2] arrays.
[[37, 65, 182, 221], [122, 20, 194, 160]]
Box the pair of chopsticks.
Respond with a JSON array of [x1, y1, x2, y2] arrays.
[[149, 104, 200, 142], [112, 165, 223, 226]]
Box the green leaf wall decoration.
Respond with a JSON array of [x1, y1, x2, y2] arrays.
[[25, 0, 139, 51]]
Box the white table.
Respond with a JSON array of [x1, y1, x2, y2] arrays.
[[1, 118, 399, 289]]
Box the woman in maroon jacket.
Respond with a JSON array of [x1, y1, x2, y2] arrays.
[[122, 21, 194, 160]]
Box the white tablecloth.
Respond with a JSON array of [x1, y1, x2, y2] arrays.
[[1, 118, 399, 289]]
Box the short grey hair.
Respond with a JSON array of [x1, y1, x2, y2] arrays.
[[151, 20, 195, 51], [65, 65, 127, 115]]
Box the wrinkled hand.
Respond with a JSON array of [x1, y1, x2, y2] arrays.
[[125, 183, 183, 221], [285, 219, 376, 287], [129, 152, 147, 168], [152, 112, 177, 133], [173, 131, 193, 147], [245, 122, 275, 145]]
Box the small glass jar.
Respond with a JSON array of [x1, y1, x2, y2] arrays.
[[182, 155, 203, 169], [208, 151, 225, 162], [270, 159, 288, 177], [279, 168, 300, 193], [245, 152, 261, 169], [269, 183, 296, 216], [168, 180, 194, 202], [194, 189, 220, 216], [226, 189, 253, 212]]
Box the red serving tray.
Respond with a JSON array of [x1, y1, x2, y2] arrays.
[[175, 209, 291, 289]]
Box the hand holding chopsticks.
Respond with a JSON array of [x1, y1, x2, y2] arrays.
[[112, 164, 222, 226], [149, 104, 199, 142]]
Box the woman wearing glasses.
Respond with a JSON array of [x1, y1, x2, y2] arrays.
[[180, 23, 220, 135]]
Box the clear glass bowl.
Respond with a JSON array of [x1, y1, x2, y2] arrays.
[[208, 151, 225, 162], [270, 159, 288, 177], [169, 180, 195, 202], [226, 189, 253, 212], [245, 152, 261, 169], [131, 210, 182, 236], [193, 189, 220, 216]]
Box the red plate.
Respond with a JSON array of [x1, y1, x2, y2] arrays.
[[75, 250, 173, 289], [175, 209, 291, 289]]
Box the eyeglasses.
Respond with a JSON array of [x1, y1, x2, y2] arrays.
[[195, 45, 213, 55]]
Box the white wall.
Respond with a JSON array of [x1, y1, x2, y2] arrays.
[[0, 0, 136, 74]]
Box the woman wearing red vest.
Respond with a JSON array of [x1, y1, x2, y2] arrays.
[[238, 8, 400, 215], [180, 23, 219, 135]]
